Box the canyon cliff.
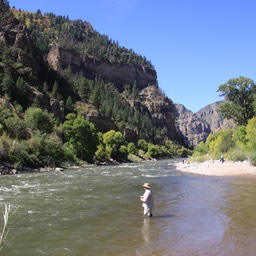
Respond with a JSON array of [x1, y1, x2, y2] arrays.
[[175, 102, 236, 147], [0, 3, 231, 150]]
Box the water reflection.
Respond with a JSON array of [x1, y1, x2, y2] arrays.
[[141, 218, 150, 243]]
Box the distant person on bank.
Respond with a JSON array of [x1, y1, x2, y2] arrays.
[[140, 183, 154, 217]]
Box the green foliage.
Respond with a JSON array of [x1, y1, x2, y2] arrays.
[[245, 117, 256, 151], [193, 141, 209, 156], [248, 152, 256, 166], [189, 155, 212, 163], [216, 130, 235, 154], [232, 125, 248, 146], [9, 132, 65, 168], [146, 144, 162, 158], [16, 10, 153, 68], [62, 143, 77, 163], [63, 114, 99, 162], [192, 116, 256, 164], [0, 133, 13, 161], [9, 141, 38, 168], [226, 146, 247, 162], [0, 6, 196, 169], [4, 116, 28, 139], [127, 142, 137, 154], [164, 140, 181, 157], [0, 123, 3, 135], [137, 139, 148, 151], [119, 145, 128, 158], [177, 147, 190, 158], [65, 96, 74, 113], [52, 81, 59, 98], [217, 76, 256, 125], [24, 107, 55, 134], [15, 77, 30, 106], [2, 72, 15, 99], [95, 144, 110, 161], [103, 130, 126, 159]]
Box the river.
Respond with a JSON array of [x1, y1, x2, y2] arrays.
[[1, 159, 256, 256]]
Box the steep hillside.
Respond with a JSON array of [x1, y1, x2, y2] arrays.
[[0, 2, 183, 146]]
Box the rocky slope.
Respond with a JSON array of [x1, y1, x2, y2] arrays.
[[47, 46, 157, 91], [0, 4, 184, 145], [175, 102, 236, 148], [1, 3, 233, 150]]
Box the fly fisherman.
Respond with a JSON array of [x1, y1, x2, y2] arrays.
[[140, 183, 154, 217]]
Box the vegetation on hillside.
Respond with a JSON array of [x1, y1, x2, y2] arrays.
[[0, 1, 190, 171], [12, 8, 153, 68], [193, 76, 256, 166]]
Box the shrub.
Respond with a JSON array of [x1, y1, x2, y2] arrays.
[[0, 133, 13, 161], [4, 117, 29, 139], [193, 142, 208, 156], [188, 155, 211, 163], [127, 142, 137, 154], [0, 124, 3, 135], [95, 144, 110, 161], [226, 147, 248, 162], [24, 107, 55, 134], [9, 141, 40, 168], [248, 152, 256, 166]]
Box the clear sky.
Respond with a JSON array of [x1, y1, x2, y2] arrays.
[[8, 0, 256, 112]]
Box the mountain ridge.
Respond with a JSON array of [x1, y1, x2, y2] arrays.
[[0, 1, 230, 153]]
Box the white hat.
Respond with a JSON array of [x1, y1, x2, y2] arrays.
[[142, 183, 150, 189]]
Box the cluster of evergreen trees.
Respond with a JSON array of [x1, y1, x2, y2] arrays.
[[0, 1, 191, 170], [14, 9, 153, 68], [0, 104, 189, 169]]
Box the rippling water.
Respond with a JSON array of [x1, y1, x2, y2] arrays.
[[1, 159, 256, 255]]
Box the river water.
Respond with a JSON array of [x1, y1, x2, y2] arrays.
[[1, 159, 256, 256]]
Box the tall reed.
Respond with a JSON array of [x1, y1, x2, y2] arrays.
[[0, 204, 11, 251]]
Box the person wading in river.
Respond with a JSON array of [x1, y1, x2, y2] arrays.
[[140, 183, 154, 217]]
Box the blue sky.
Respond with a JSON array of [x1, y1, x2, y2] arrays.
[[9, 0, 256, 112]]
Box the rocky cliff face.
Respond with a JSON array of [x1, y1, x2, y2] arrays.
[[1, 4, 232, 148], [47, 46, 157, 91], [139, 86, 179, 141], [0, 7, 39, 75], [47, 47, 182, 143], [175, 102, 236, 148]]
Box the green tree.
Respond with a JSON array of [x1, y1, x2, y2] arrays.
[[65, 96, 74, 113], [4, 116, 28, 139], [119, 145, 128, 158], [146, 144, 162, 158], [246, 117, 256, 151], [2, 72, 15, 99], [0, 123, 3, 135], [137, 139, 148, 152], [217, 76, 256, 125], [103, 130, 126, 159], [193, 141, 209, 156], [95, 144, 110, 161], [77, 77, 90, 101], [232, 125, 248, 146], [52, 81, 59, 98], [216, 130, 235, 154], [127, 142, 137, 154], [24, 107, 55, 134], [63, 114, 99, 162], [15, 77, 29, 105]]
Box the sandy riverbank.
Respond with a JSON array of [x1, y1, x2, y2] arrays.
[[174, 160, 256, 177]]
